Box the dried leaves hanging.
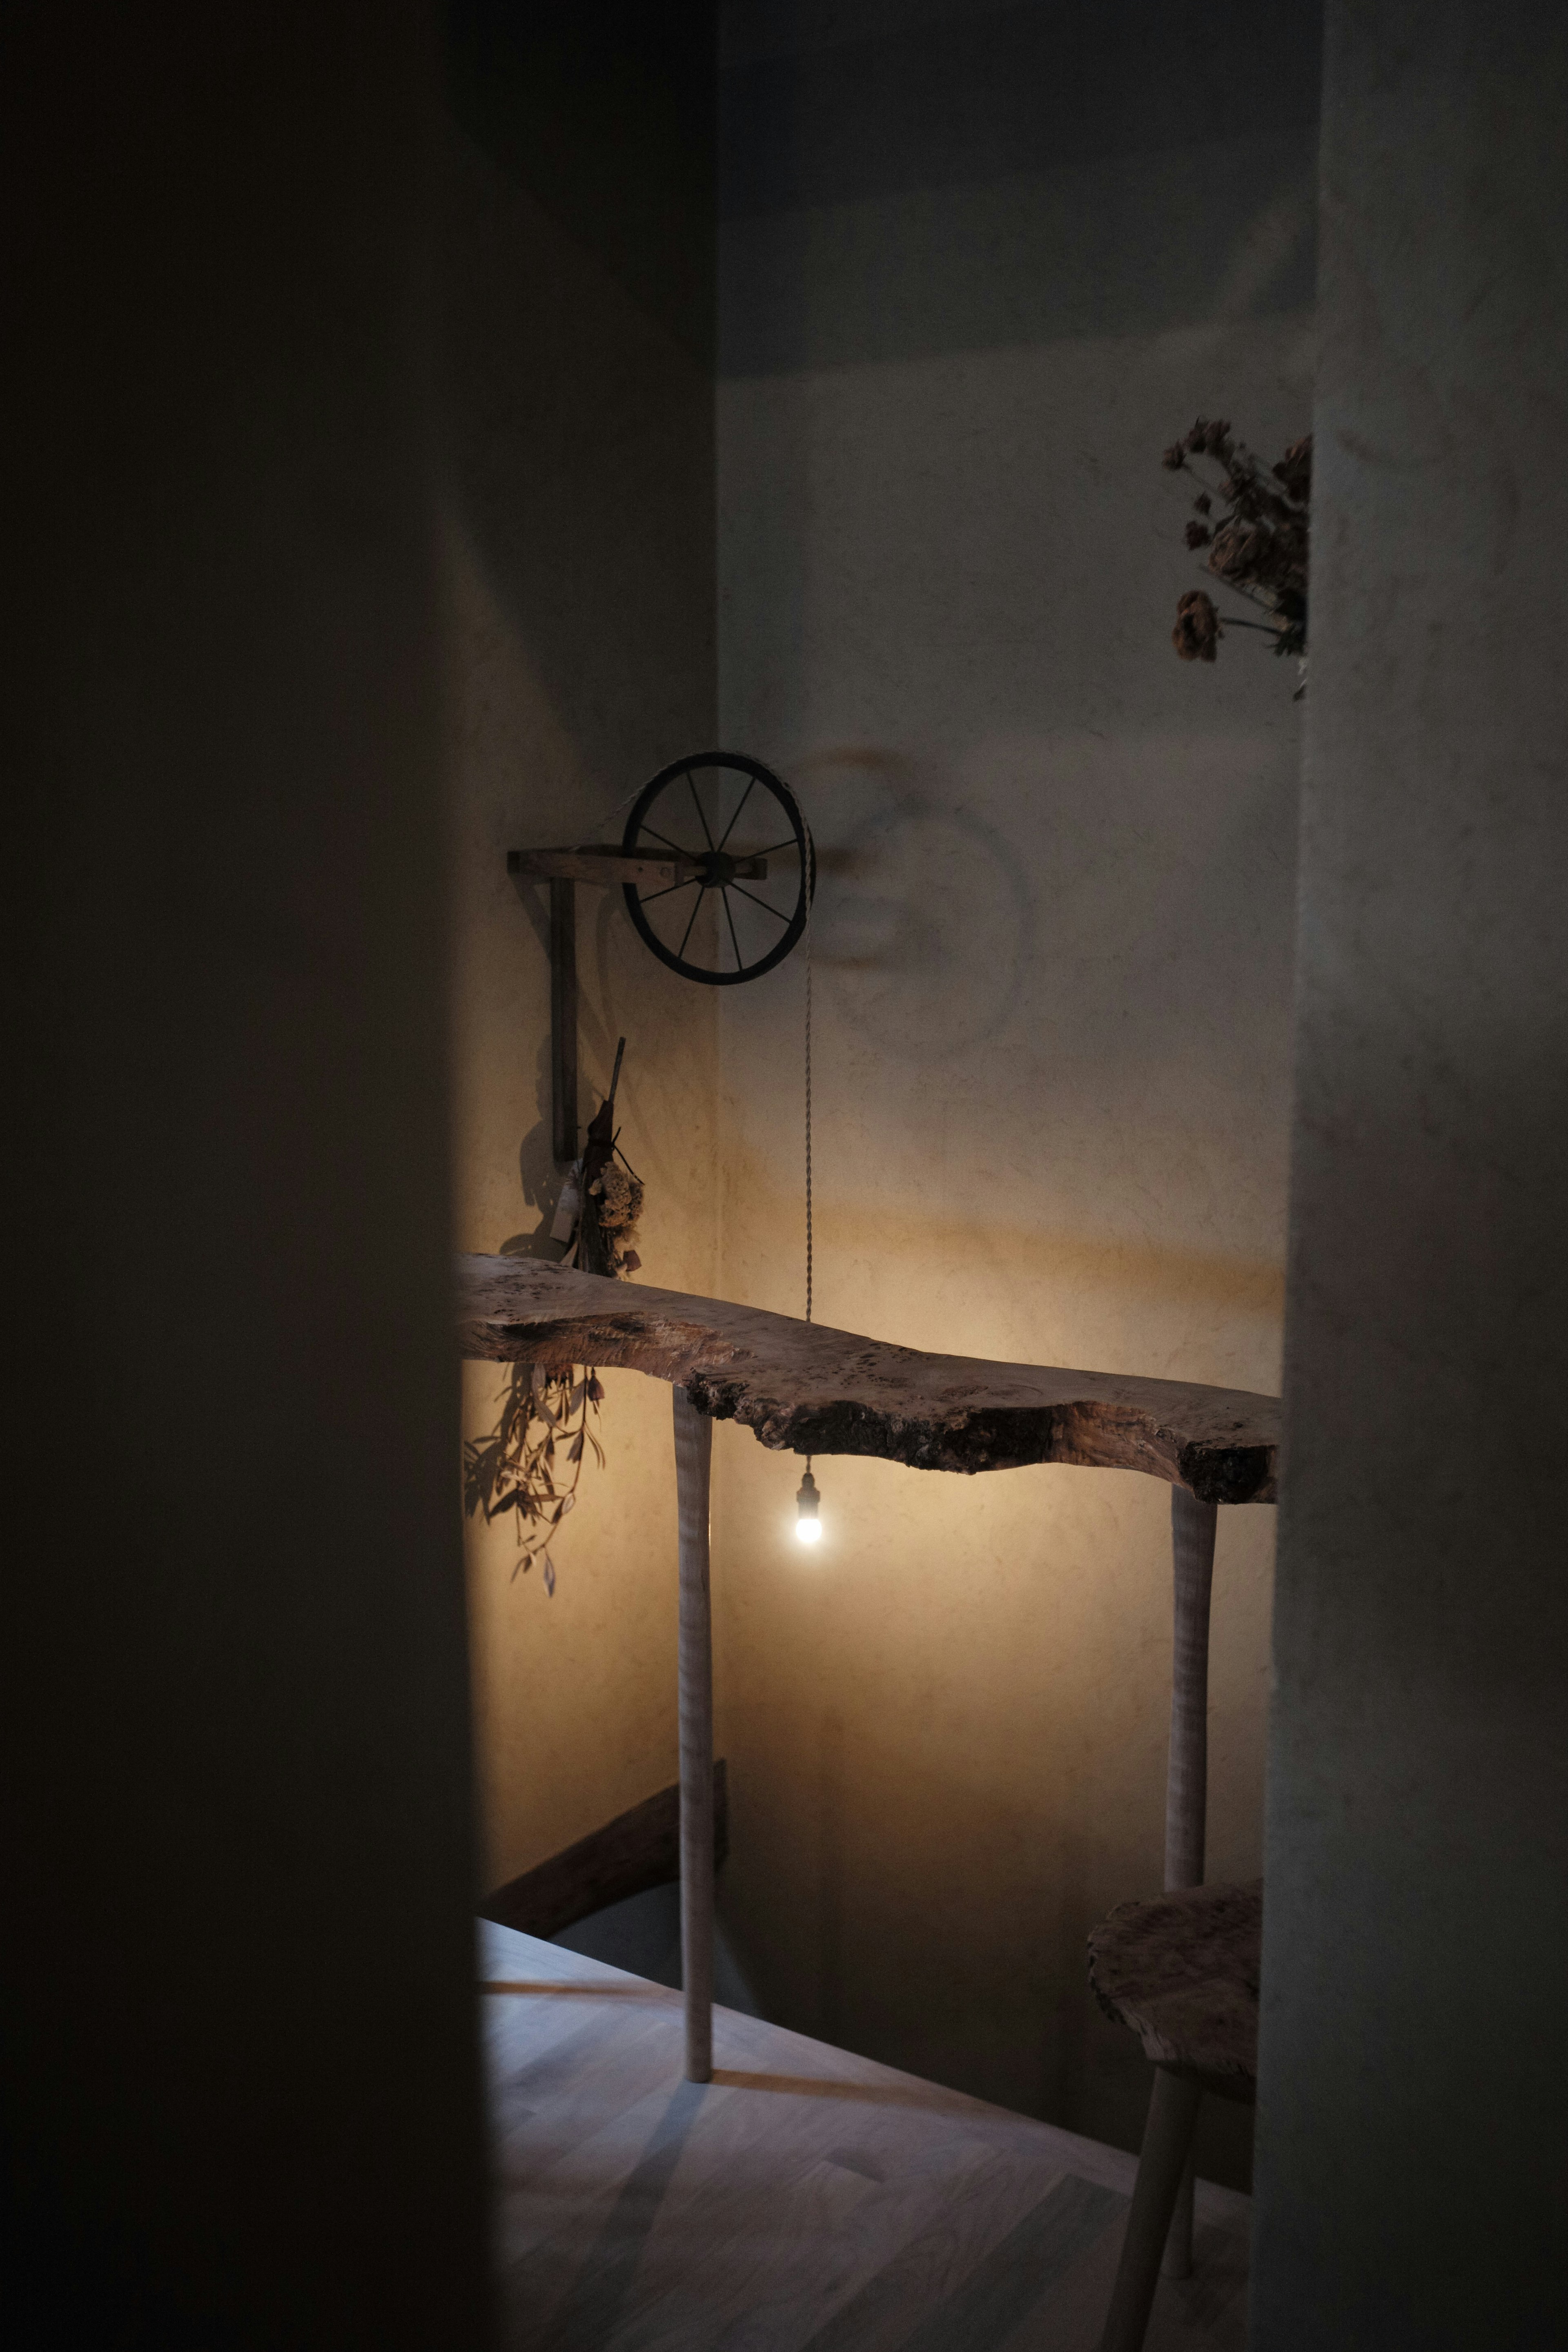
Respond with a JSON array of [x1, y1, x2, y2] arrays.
[[463, 1038, 645, 1596], [463, 1363, 606, 1595], [1163, 419, 1311, 684]]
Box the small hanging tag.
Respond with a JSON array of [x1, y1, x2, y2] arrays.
[[550, 1159, 584, 1244]]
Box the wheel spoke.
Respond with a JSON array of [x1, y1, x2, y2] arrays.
[[715, 774, 756, 851], [676, 890, 703, 962], [639, 823, 697, 858], [687, 773, 716, 850], [638, 878, 700, 908], [748, 835, 800, 859], [722, 888, 745, 972], [728, 882, 791, 924]]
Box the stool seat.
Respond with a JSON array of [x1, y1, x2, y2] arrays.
[[1087, 1878, 1261, 2101]]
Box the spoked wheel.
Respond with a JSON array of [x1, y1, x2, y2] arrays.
[[621, 752, 813, 985]]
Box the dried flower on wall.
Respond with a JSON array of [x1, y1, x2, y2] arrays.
[[585, 1156, 644, 1278], [1164, 420, 1311, 684], [463, 1363, 606, 1597], [569, 1037, 644, 1280], [1173, 589, 1221, 663]]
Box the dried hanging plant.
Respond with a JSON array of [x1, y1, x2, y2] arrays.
[[463, 1364, 606, 1597], [1163, 419, 1310, 686], [585, 1156, 644, 1276], [463, 1038, 644, 1595], [571, 1038, 644, 1279]]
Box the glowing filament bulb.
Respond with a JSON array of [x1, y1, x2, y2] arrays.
[[795, 1465, 822, 1544]]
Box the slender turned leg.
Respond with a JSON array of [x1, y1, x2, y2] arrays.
[[1166, 1486, 1216, 1889], [1100, 2069, 1205, 2352], [1162, 1486, 1217, 2279], [673, 1386, 715, 2083], [1163, 2140, 1197, 2283]]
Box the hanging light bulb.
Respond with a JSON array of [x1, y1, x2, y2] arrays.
[[795, 1464, 822, 1544]]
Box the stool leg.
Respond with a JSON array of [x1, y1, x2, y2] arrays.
[[673, 1386, 714, 2083], [1162, 2160, 1195, 2281], [1100, 2068, 1204, 2352]]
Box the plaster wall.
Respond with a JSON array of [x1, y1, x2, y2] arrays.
[[441, 7, 723, 1891], [1252, 7, 1568, 2341], [713, 0, 1319, 2180]]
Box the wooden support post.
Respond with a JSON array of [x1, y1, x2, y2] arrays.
[[1100, 2067, 1205, 2352], [549, 878, 577, 1165], [1161, 1485, 1218, 2282], [1166, 1486, 1217, 1890], [673, 1386, 715, 2083]]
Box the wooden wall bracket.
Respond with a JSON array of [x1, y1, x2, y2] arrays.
[[547, 878, 577, 1164], [508, 844, 769, 1165]]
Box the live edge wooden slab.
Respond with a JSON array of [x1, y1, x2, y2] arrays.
[[457, 1256, 1278, 1505]]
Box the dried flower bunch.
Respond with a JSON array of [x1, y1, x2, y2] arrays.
[[586, 1158, 643, 1278], [463, 1363, 606, 1597], [1163, 419, 1310, 674]]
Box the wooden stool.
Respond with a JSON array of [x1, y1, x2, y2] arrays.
[[1087, 1880, 1261, 2352]]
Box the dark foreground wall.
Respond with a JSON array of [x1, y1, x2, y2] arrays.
[[1255, 5, 1568, 2344], [1, 8, 489, 2345], [439, 2, 725, 1910]]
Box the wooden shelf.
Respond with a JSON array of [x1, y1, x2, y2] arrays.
[[456, 1256, 1279, 1504]]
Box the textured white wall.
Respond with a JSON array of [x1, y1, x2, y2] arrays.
[[1253, 6, 1568, 2341], [714, 0, 1319, 2178]]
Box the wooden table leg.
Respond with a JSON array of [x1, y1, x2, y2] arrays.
[[1162, 1485, 1218, 2280], [1166, 1486, 1217, 1891], [673, 1386, 715, 2083]]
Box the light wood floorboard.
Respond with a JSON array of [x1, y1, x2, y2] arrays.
[[481, 1922, 1248, 2352]]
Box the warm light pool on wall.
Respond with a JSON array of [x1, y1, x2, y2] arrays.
[[508, 752, 823, 1549]]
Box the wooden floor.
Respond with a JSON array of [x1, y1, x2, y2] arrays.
[[482, 1921, 1250, 2351]]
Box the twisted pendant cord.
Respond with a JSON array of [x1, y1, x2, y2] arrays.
[[803, 824, 814, 1488], [804, 827, 813, 1330]]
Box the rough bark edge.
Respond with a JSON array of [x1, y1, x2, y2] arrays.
[[457, 1258, 1279, 1502]]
